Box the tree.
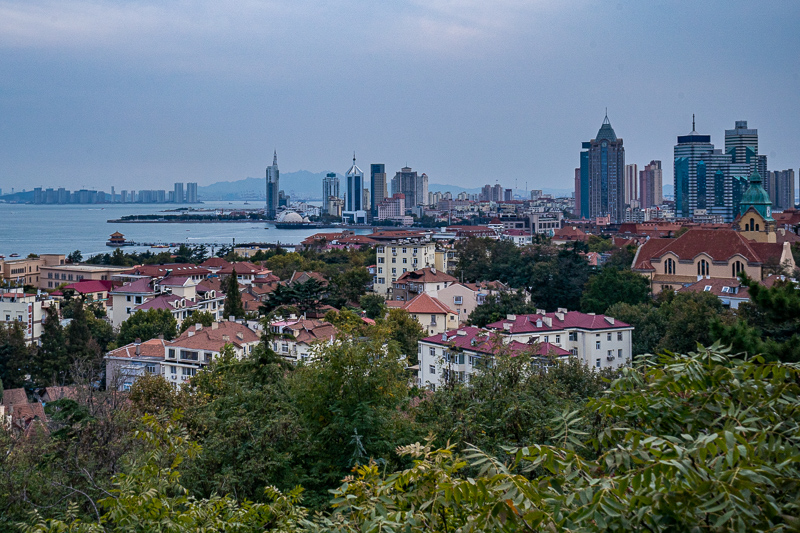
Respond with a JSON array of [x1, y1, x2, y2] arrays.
[[65, 299, 96, 362], [528, 248, 591, 311], [359, 294, 386, 320], [605, 301, 665, 356], [384, 308, 425, 364], [117, 308, 177, 346], [179, 310, 216, 334], [467, 290, 536, 327], [655, 290, 729, 354], [0, 321, 31, 389], [67, 250, 83, 264], [580, 267, 651, 314], [222, 269, 245, 319], [711, 275, 800, 362], [31, 306, 70, 386], [332, 267, 371, 305]]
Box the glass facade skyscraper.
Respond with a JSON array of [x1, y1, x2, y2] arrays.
[[579, 114, 625, 222], [266, 151, 279, 219]]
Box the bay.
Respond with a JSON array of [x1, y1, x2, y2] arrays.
[[0, 202, 370, 258]]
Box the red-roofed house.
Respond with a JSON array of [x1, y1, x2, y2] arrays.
[[678, 278, 751, 309], [56, 279, 116, 310], [105, 338, 169, 391], [436, 281, 511, 324], [129, 263, 210, 281], [417, 326, 572, 389], [632, 228, 795, 294], [217, 262, 271, 285], [267, 318, 338, 363], [163, 321, 261, 387], [485, 310, 633, 370], [390, 293, 458, 336], [391, 267, 457, 301]]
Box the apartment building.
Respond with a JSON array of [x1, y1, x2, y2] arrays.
[[40, 263, 131, 290], [374, 240, 449, 295], [2, 254, 65, 287], [417, 326, 571, 390], [485, 311, 633, 370], [0, 291, 46, 344], [267, 318, 337, 363]]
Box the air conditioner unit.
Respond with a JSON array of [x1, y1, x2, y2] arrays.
[[606, 355, 615, 361]]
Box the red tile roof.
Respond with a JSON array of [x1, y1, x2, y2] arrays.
[[678, 278, 750, 299], [106, 338, 170, 359], [403, 293, 456, 315], [131, 264, 210, 278], [200, 257, 231, 268], [173, 321, 260, 351], [112, 278, 156, 294], [486, 311, 630, 334], [422, 326, 569, 357], [633, 229, 787, 271], [135, 293, 186, 311], [396, 267, 457, 285], [3, 388, 28, 407], [552, 226, 588, 241], [63, 279, 115, 294], [217, 262, 269, 276]]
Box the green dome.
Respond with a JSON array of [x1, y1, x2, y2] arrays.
[[739, 167, 773, 221]]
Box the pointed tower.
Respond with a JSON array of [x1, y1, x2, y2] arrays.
[[344, 153, 364, 213], [738, 166, 776, 243], [266, 150, 280, 220], [579, 112, 625, 222]]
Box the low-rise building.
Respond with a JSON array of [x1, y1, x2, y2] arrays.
[[105, 338, 169, 391], [417, 326, 571, 389], [436, 281, 509, 324], [485, 310, 633, 371], [677, 278, 751, 309], [162, 321, 260, 387], [40, 263, 130, 290], [500, 229, 533, 246], [0, 291, 46, 344], [267, 318, 337, 363], [387, 293, 459, 336], [2, 254, 65, 287], [390, 267, 457, 301], [53, 279, 115, 310]]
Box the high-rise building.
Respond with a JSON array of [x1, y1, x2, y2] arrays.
[[345, 154, 364, 212], [579, 114, 625, 222], [624, 164, 638, 205], [266, 151, 279, 219], [772, 169, 796, 211], [186, 182, 198, 203], [674, 117, 751, 222], [639, 161, 663, 209], [173, 182, 184, 204], [573, 169, 582, 216], [391, 167, 428, 209], [322, 172, 340, 215], [725, 121, 759, 172], [370, 164, 387, 219]]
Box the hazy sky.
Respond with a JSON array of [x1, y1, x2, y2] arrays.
[[1, 0, 798, 192]]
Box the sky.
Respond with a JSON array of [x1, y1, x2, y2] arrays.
[[0, 0, 798, 193]]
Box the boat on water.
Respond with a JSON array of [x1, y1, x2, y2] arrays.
[[9, 253, 20, 257], [151, 244, 170, 249]]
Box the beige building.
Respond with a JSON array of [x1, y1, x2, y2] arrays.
[[437, 281, 510, 324], [387, 293, 459, 337], [390, 267, 457, 301], [632, 228, 795, 294], [2, 254, 65, 287], [40, 263, 131, 290]]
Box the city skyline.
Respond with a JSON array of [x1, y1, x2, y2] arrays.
[[0, 1, 798, 191]]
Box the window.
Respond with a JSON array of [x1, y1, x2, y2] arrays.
[[618, 349, 623, 358], [170, 366, 176, 374], [429, 365, 436, 374], [168, 349, 176, 359], [543, 335, 549, 342], [454, 296, 463, 305], [145, 364, 157, 374], [555, 335, 560, 344], [665, 258, 675, 275], [429, 347, 435, 357], [617, 332, 622, 341], [392, 258, 396, 263], [569, 331, 577, 341], [596, 341, 601, 349], [377, 267, 382, 274], [704, 285, 712, 292], [135, 296, 142, 304], [402, 258, 407, 264], [596, 358, 601, 368], [732, 260, 744, 277], [697, 259, 709, 277], [413, 248, 418, 253]]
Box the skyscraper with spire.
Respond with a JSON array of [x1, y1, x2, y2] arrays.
[[266, 150, 279, 219], [345, 153, 363, 212], [579, 112, 625, 222]]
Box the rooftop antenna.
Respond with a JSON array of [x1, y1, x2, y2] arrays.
[[692, 113, 696, 131]]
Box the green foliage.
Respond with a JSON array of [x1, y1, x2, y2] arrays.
[[467, 290, 535, 327], [178, 310, 215, 334], [605, 301, 665, 356], [528, 247, 591, 311], [222, 270, 245, 319], [383, 308, 425, 364], [288, 332, 414, 507], [117, 308, 177, 346], [711, 275, 800, 362], [261, 279, 328, 316], [454, 238, 532, 287], [586, 234, 613, 252], [319, 344, 800, 532], [0, 320, 31, 389], [31, 306, 70, 386], [580, 267, 651, 314], [67, 250, 83, 263], [358, 294, 386, 320], [331, 267, 371, 305]]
